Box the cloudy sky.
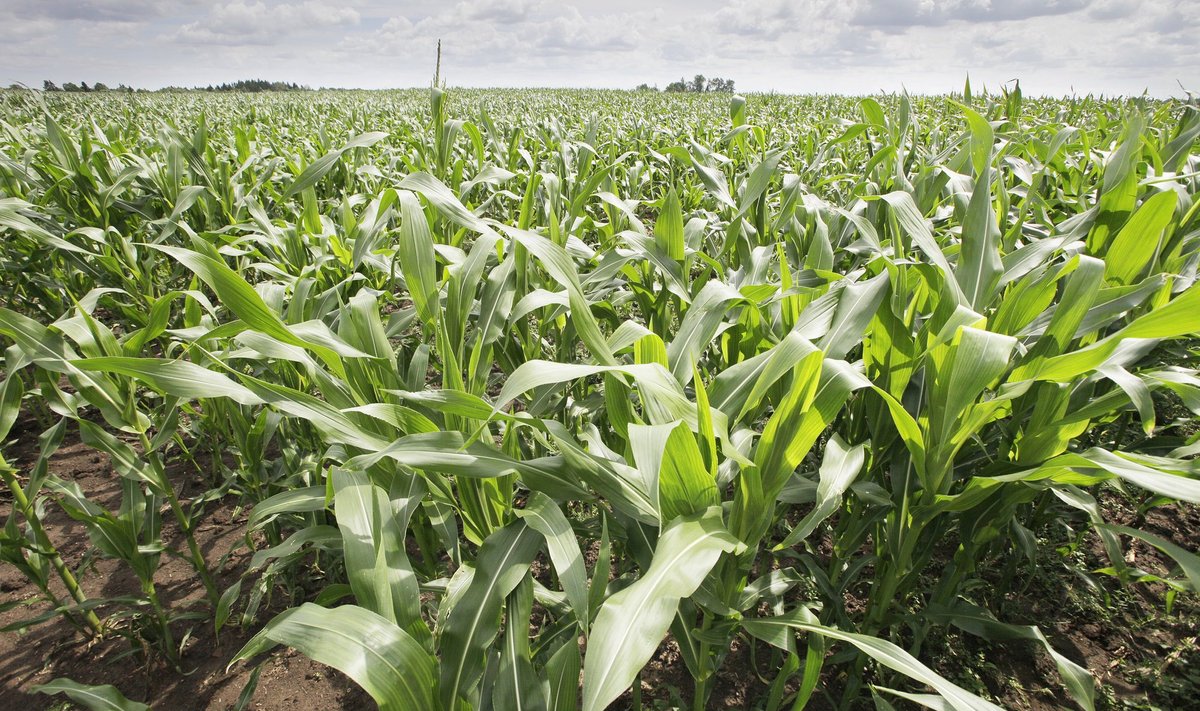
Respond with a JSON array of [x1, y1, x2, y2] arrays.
[[1, 0, 1196, 96]]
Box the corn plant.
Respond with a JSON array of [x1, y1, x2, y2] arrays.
[[0, 83, 1197, 710]]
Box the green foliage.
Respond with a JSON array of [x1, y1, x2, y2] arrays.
[[0, 85, 1198, 710]]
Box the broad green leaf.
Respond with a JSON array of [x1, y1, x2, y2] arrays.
[[493, 360, 692, 428], [928, 327, 1016, 452], [666, 146, 734, 208], [742, 610, 1004, 711], [583, 507, 743, 711], [738, 150, 784, 215], [1010, 255, 1104, 380], [818, 272, 890, 359], [343, 431, 575, 499], [440, 520, 543, 707], [956, 166, 1002, 310], [546, 637, 582, 711], [152, 245, 353, 378], [1097, 523, 1200, 591], [284, 131, 388, 197], [72, 356, 263, 406], [400, 171, 499, 236], [1034, 449, 1200, 504], [955, 102, 995, 176], [1104, 190, 1176, 285], [544, 421, 658, 523], [0, 199, 91, 255], [33, 678, 150, 711], [755, 358, 868, 498], [248, 486, 328, 527], [927, 599, 1095, 710], [504, 226, 617, 365], [0, 373, 23, 441], [515, 492, 591, 630], [396, 190, 440, 327], [654, 187, 685, 260], [879, 192, 966, 305], [232, 603, 436, 711], [659, 419, 720, 518], [493, 574, 547, 711], [1032, 284, 1200, 381], [776, 434, 866, 549], [709, 331, 819, 421], [1088, 115, 1143, 253], [332, 469, 426, 638]]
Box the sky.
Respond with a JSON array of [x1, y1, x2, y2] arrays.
[[1, 0, 1197, 96]]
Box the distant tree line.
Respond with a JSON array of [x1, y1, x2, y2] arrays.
[[40, 80, 133, 92], [637, 75, 735, 93], [27, 79, 310, 93], [200, 79, 311, 92]]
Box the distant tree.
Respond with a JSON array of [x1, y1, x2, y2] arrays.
[[201, 79, 310, 92], [62, 82, 79, 92], [707, 77, 735, 92], [635, 83, 657, 91], [43, 80, 60, 92], [93, 82, 109, 91], [80, 81, 91, 92], [659, 75, 734, 94]]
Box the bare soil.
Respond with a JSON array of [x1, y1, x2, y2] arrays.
[[0, 421, 372, 710]]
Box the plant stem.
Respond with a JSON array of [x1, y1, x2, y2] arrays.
[[140, 433, 219, 605], [0, 456, 104, 636], [692, 611, 714, 711], [142, 577, 179, 668]]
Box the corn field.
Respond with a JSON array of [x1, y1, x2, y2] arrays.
[[1, 84, 1199, 710]]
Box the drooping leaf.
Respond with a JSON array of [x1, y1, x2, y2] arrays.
[[33, 679, 150, 711], [232, 603, 436, 711], [583, 507, 743, 711]]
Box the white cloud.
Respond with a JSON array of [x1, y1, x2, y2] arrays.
[[711, 0, 800, 39], [460, 0, 538, 24], [348, 0, 641, 70], [851, 0, 1090, 28], [175, 1, 360, 45], [0, 0, 1196, 95], [6, 0, 185, 23], [1087, 0, 1135, 21]]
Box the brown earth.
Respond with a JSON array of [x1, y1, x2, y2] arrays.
[[0, 420, 372, 711]]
